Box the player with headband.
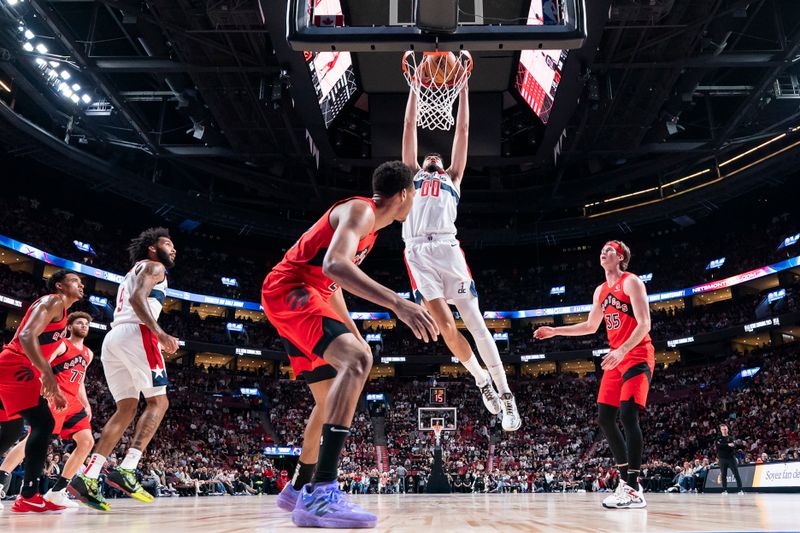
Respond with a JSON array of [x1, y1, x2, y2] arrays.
[[534, 240, 653, 509]]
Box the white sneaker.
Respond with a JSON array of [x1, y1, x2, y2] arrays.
[[602, 482, 646, 509], [478, 380, 502, 415], [500, 393, 521, 431], [44, 489, 79, 509]]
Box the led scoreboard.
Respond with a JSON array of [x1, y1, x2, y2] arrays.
[[429, 387, 446, 405]]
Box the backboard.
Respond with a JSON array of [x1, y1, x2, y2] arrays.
[[418, 407, 457, 432], [288, 0, 588, 53]]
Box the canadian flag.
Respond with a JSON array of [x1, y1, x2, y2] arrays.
[[313, 14, 344, 27]]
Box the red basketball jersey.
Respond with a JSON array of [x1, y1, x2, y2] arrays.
[[2, 295, 68, 359], [266, 197, 378, 300], [598, 272, 651, 350], [50, 340, 92, 398]]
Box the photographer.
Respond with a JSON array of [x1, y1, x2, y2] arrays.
[[717, 424, 743, 494]]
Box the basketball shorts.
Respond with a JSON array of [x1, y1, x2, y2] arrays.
[[0, 348, 42, 418], [404, 238, 477, 304], [597, 343, 655, 409], [102, 323, 169, 402], [262, 280, 347, 384], [52, 397, 91, 439]]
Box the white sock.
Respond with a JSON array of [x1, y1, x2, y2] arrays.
[[85, 454, 107, 479], [120, 448, 143, 470], [460, 354, 489, 386], [455, 298, 512, 394]]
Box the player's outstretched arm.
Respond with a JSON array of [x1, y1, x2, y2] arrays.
[[402, 90, 421, 171], [448, 84, 469, 186], [130, 261, 179, 353], [17, 295, 67, 408], [533, 285, 604, 339], [324, 200, 439, 342]]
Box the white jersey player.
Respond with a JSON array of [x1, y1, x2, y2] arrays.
[[70, 228, 179, 510], [402, 81, 520, 431]]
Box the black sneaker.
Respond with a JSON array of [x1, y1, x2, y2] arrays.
[[67, 474, 110, 511], [106, 467, 154, 503]]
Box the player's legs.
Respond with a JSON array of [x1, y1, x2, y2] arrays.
[[0, 432, 27, 476], [127, 392, 169, 458], [425, 297, 490, 383], [64, 429, 94, 479], [93, 398, 138, 459], [293, 379, 332, 487], [18, 398, 55, 499]]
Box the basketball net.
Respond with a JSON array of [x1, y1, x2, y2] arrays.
[[432, 423, 443, 446], [402, 51, 473, 131]]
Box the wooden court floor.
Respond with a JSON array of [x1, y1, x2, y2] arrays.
[[1, 493, 797, 532]]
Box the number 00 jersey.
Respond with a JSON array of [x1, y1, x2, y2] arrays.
[[598, 271, 652, 351], [401, 169, 460, 242], [111, 260, 168, 328]]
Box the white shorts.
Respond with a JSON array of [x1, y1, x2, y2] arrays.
[[102, 323, 169, 402], [404, 238, 477, 304]]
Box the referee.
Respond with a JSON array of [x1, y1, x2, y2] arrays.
[[716, 424, 743, 494]]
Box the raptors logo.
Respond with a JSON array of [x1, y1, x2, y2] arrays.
[[14, 367, 35, 382], [285, 287, 311, 310], [353, 246, 371, 266]]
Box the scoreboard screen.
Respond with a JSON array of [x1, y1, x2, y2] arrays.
[[429, 387, 446, 405]]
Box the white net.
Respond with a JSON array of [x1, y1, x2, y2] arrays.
[[402, 51, 473, 131]]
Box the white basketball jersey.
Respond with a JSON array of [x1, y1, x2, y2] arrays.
[[111, 260, 168, 327], [402, 169, 460, 242]]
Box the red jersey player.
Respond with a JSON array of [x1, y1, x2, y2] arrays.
[[534, 240, 653, 509], [0, 311, 99, 510], [265, 161, 438, 529], [0, 269, 81, 513]]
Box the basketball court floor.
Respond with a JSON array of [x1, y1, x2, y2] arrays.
[[1, 493, 796, 532]]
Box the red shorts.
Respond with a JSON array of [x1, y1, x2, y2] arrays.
[[597, 343, 655, 409], [52, 398, 91, 439], [262, 279, 347, 384], [0, 349, 42, 418]]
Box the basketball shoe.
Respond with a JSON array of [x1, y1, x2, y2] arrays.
[[106, 466, 155, 503], [291, 481, 377, 528], [478, 380, 502, 415], [44, 489, 79, 509], [68, 474, 111, 511], [10, 493, 66, 513], [277, 483, 301, 511], [602, 481, 646, 509], [500, 393, 521, 431]]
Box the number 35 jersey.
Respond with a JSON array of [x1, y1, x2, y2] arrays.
[[50, 339, 92, 399], [599, 271, 652, 351], [402, 169, 461, 242]]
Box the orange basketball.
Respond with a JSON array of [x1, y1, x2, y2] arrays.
[[419, 52, 464, 86]]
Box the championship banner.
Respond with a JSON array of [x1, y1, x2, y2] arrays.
[[705, 461, 800, 492]]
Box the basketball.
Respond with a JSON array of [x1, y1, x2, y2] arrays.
[[418, 52, 464, 86]]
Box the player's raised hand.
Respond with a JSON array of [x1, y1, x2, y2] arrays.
[[395, 300, 439, 343], [158, 331, 180, 354], [533, 326, 556, 340]]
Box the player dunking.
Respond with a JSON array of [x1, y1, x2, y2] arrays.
[[0, 270, 81, 513], [534, 241, 653, 509], [402, 82, 520, 430], [69, 228, 179, 510], [0, 312, 99, 509], [264, 161, 438, 528]]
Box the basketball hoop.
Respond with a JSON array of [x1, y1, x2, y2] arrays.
[[402, 50, 473, 131], [431, 417, 444, 446]]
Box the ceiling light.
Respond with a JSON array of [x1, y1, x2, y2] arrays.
[[22, 42, 34, 52], [60, 70, 70, 80], [8, 0, 20, 5], [49, 61, 60, 68], [81, 94, 92, 104], [0, 79, 11, 93], [35, 43, 48, 54], [35, 58, 46, 66], [24, 30, 34, 40], [70, 94, 80, 103], [71, 83, 80, 91]]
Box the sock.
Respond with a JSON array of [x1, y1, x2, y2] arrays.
[[120, 448, 143, 470], [617, 463, 628, 482], [455, 298, 510, 393], [85, 453, 107, 479], [292, 461, 316, 490], [51, 475, 70, 492], [627, 469, 640, 489], [311, 425, 349, 485], [461, 354, 489, 387]]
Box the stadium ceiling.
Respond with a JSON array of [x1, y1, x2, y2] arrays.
[[0, 0, 799, 243]]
